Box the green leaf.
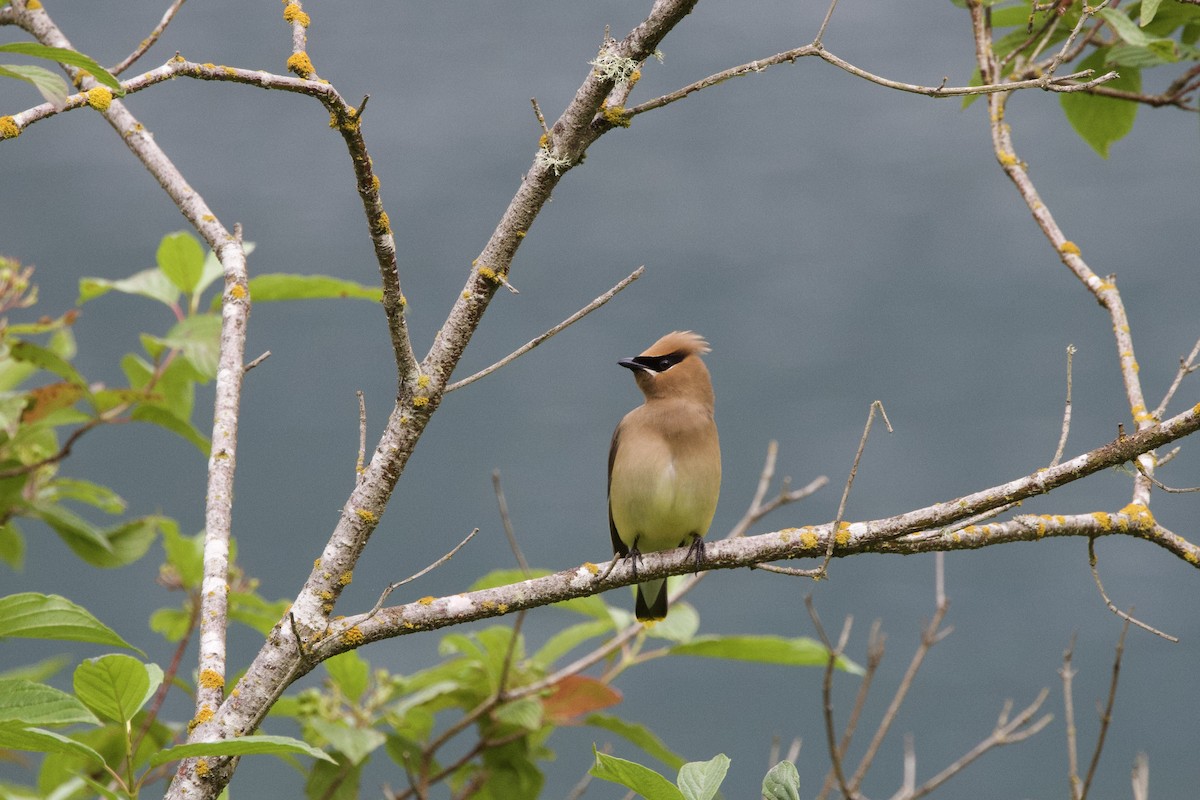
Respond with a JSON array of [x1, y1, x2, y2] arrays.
[[45, 478, 126, 514], [677, 754, 729, 800], [157, 232, 206, 294], [0, 679, 100, 727], [761, 760, 801, 800], [0, 64, 69, 108], [590, 750, 684, 800], [7, 340, 87, 388], [670, 635, 864, 675], [130, 405, 210, 455], [585, 713, 686, 771], [73, 655, 160, 725], [0, 593, 137, 650], [1141, 0, 1164, 25], [245, 274, 383, 303], [228, 591, 290, 635], [0, 723, 106, 764], [1060, 50, 1141, 158], [532, 619, 614, 667], [0, 520, 24, 569], [306, 756, 363, 800], [493, 697, 544, 731], [642, 599, 699, 643], [149, 734, 338, 766], [41, 511, 161, 569], [324, 650, 370, 704], [308, 719, 385, 767], [161, 525, 204, 589], [156, 313, 222, 379], [1099, 8, 1154, 45], [0, 43, 123, 95], [0, 655, 70, 683], [149, 608, 192, 642], [78, 267, 179, 307]]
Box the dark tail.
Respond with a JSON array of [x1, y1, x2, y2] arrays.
[[635, 579, 668, 621]]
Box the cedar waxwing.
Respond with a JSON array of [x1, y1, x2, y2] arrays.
[[608, 331, 721, 621]]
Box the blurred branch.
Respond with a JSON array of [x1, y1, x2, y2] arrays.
[[108, 0, 187, 75], [445, 266, 644, 393], [1088, 538, 1178, 641]]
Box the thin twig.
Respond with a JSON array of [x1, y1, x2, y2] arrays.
[[1087, 538, 1178, 641], [806, 598, 858, 800], [1040, 1, 1109, 85], [1153, 335, 1200, 420], [902, 689, 1052, 799], [493, 470, 530, 574], [1080, 619, 1131, 800], [530, 97, 550, 136], [848, 575, 948, 794], [365, 528, 481, 618], [108, 0, 188, 75], [445, 266, 644, 393], [356, 391, 367, 481], [243, 350, 271, 372], [812, 0, 841, 46], [1051, 345, 1076, 467], [1062, 634, 1081, 800], [817, 619, 884, 800], [817, 400, 892, 577], [1135, 461, 1200, 493]]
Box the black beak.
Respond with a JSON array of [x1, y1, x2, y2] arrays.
[[618, 358, 648, 372]]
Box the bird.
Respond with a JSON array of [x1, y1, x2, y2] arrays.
[[608, 331, 721, 621]]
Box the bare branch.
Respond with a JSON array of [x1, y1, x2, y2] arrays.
[[1153, 335, 1200, 420], [108, 0, 188, 75], [806, 598, 859, 800], [1088, 539, 1177, 641], [817, 400, 892, 576], [364, 528, 481, 619], [1062, 634, 1082, 800], [1080, 620, 1131, 800], [355, 391, 367, 482], [1051, 344, 1076, 467], [446, 266, 644, 393], [493, 469, 530, 575]]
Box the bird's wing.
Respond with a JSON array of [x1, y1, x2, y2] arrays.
[[607, 421, 629, 557]]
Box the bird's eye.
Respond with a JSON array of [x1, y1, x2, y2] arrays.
[[635, 351, 685, 373]]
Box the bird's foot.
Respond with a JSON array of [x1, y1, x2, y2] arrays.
[[684, 533, 706, 573]]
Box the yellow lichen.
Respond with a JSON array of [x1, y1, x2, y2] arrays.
[[230, 283, 247, 300], [355, 508, 378, 523], [1118, 503, 1155, 527], [341, 626, 365, 646], [286, 51, 315, 78], [418, 596, 435, 606], [319, 590, 334, 601], [0, 117, 19, 140], [412, 396, 430, 408], [583, 562, 600, 575], [462, 291, 471, 299], [194, 759, 209, 776], [373, 211, 391, 235], [997, 151, 1018, 166], [370, 174, 381, 191], [834, 522, 851, 546], [600, 102, 632, 128], [338, 571, 353, 586], [86, 87, 113, 111], [1185, 550, 1199, 565], [799, 530, 819, 550], [283, 3, 311, 26], [417, 374, 431, 388], [1059, 241, 1080, 256], [202, 62, 216, 70], [538, 133, 550, 149], [314, 558, 322, 569], [1090, 511, 1113, 531], [516, 230, 526, 238], [477, 266, 498, 282], [27, 0, 43, 7], [198, 669, 225, 689]]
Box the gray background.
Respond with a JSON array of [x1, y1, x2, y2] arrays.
[[3, 1, 1199, 797]]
